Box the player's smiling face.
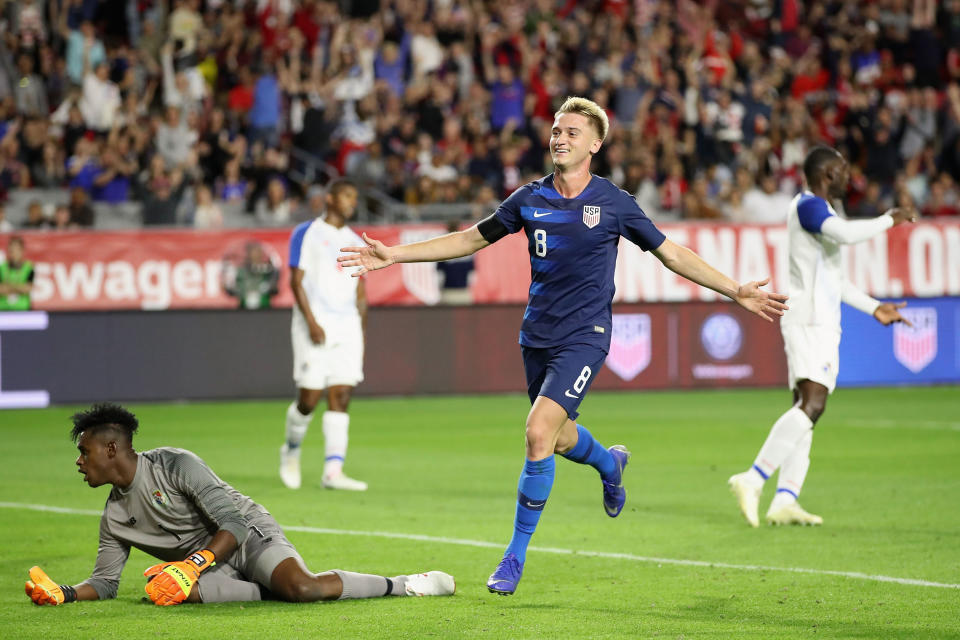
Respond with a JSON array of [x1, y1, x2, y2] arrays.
[[550, 112, 602, 171]]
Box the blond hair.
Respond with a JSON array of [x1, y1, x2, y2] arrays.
[[555, 96, 609, 142]]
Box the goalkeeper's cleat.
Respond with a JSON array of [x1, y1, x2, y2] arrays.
[[602, 445, 631, 517], [728, 472, 761, 528], [322, 472, 367, 491], [404, 571, 456, 597], [766, 501, 823, 526], [279, 444, 301, 490], [486, 553, 523, 596]]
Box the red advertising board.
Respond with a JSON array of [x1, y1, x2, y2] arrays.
[[5, 220, 959, 311]]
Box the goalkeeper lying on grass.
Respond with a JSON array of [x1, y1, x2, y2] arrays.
[[25, 403, 454, 607]]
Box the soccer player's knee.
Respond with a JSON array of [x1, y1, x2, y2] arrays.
[[802, 397, 827, 423], [278, 576, 320, 602], [524, 419, 552, 449]]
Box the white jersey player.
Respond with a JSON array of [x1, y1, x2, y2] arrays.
[[280, 179, 369, 491], [729, 146, 916, 527]]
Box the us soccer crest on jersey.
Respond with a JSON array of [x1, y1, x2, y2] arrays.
[[582, 205, 600, 228]]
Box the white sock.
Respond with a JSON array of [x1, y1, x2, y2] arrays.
[[750, 407, 813, 483], [322, 411, 349, 477], [285, 402, 313, 453], [773, 429, 813, 507]]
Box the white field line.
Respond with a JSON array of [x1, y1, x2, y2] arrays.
[[839, 419, 960, 432], [3, 501, 958, 590]]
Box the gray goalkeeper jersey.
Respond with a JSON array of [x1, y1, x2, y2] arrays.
[[82, 447, 270, 600]]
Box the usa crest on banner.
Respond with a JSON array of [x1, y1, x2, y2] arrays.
[[400, 229, 441, 305], [583, 206, 600, 228], [605, 314, 651, 381], [893, 307, 937, 373]]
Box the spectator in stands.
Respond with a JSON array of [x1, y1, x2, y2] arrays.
[[136, 156, 186, 226], [192, 183, 223, 229], [22, 200, 51, 230], [0, 136, 30, 190], [68, 186, 95, 227], [851, 181, 887, 219], [255, 177, 293, 226], [80, 62, 120, 132], [14, 54, 48, 118], [64, 20, 106, 86], [31, 140, 65, 188], [218, 158, 248, 204], [92, 131, 139, 205], [0, 236, 34, 310], [52, 204, 74, 230], [156, 105, 198, 169]]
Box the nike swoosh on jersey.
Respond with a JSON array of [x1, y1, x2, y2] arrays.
[[564, 390, 579, 399], [533, 211, 552, 218]]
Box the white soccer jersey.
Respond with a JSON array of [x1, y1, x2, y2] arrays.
[[781, 192, 844, 329], [288, 217, 364, 322], [781, 191, 891, 330]]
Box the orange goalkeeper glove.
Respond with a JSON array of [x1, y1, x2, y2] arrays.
[[25, 566, 77, 605], [144, 549, 216, 606]]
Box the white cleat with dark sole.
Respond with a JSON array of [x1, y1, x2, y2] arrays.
[[279, 445, 301, 490], [322, 472, 368, 491], [766, 502, 823, 526], [404, 571, 456, 596], [728, 472, 761, 528]]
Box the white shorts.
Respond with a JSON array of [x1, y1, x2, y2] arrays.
[[292, 314, 364, 390], [782, 324, 841, 394]]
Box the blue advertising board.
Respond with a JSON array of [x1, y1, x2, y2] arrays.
[[838, 297, 960, 387]]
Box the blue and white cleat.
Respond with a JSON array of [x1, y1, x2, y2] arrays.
[[486, 553, 524, 595], [602, 445, 631, 517]]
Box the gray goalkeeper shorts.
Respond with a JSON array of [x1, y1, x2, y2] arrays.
[[226, 513, 304, 588]]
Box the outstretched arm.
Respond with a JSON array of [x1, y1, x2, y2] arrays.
[[652, 238, 788, 322], [819, 207, 916, 245], [339, 225, 490, 277]]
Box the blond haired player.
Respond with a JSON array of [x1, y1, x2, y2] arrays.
[[340, 97, 788, 594]]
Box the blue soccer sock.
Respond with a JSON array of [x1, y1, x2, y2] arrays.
[[561, 424, 616, 481], [504, 456, 555, 564]]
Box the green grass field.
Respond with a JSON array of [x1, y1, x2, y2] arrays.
[[1, 387, 958, 639]]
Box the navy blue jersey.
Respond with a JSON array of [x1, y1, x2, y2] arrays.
[[494, 174, 665, 351]]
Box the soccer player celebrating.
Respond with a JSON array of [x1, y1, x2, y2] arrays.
[[25, 403, 454, 607], [339, 97, 788, 595], [728, 146, 916, 527], [281, 179, 369, 491]]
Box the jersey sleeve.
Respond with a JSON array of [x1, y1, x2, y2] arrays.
[[819, 213, 894, 244], [492, 186, 527, 234], [619, 194, 666, 251], [288, 222, 311, 269], [81, 510, 131, 600], [796, 197, 833, 233], [165, 451, 249, 546]]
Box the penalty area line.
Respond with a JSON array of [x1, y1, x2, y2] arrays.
[[3, 501, 957, 590]]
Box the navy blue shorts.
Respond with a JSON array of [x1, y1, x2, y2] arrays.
[[521, 344, 607, 420]]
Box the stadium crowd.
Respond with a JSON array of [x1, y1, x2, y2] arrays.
[[1, 0, 960, 229]]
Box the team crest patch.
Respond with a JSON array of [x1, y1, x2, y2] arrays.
[[605, 314, 651, 381], [894, 307, 937, 373], [152, 490, 168, 507], [582, 205, 600, 228]]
